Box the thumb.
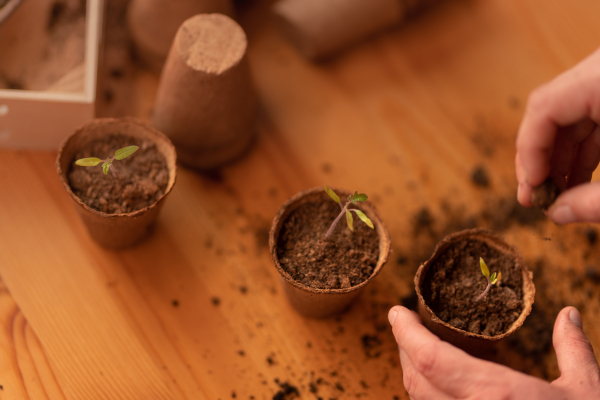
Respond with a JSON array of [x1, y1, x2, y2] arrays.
[[552, 307, 600, 390], [547, 182, 600, 224]]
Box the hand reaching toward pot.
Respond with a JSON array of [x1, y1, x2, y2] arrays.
[[515, 46, 600, 223], [388, 306, 600, 400]]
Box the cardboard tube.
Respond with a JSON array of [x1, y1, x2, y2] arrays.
[[273, 0, 431, 60], [153, 13, 257, 170], [127, 0, 234, 72]]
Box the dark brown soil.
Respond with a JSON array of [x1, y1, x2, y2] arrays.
[[68, 134, 169, 214], [531, 178, 561, 210], [421, 238, 524, 336], [276, 200, 379, 289]]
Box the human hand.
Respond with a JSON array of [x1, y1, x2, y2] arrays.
[[388, 306, 600, 399], [515, 47, 600, 223]]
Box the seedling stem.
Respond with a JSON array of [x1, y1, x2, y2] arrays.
[[324, 186, 374, 239], [476, 257, 501, 302]]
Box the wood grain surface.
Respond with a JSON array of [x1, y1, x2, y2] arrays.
[[2, 0, 600, 399]]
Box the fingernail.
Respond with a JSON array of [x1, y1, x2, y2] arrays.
[[517, 184, 522, 201], [550, 205, 576, 224], [388, 308, 398, 326], [570, 308, 583, 329]]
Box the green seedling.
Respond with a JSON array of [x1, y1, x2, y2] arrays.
[[476, 257, 501, 302], [75, 145, 139, 178], [324, 185, 374, 239]]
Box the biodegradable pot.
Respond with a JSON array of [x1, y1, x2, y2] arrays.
[[153, 13, 257, 170], [56, 117, 177, 249], [272, 0, 435, 60], [269, 187, 391, 318], [415, 228, 535, 355], [127, 0, 234, 72]]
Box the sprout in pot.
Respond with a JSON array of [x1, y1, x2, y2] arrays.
[[270, 186, 390, 317], [324, 185, 374, 238], [67, 134, 170, 215], [56, 117, 177, 249], [414, 229, 534, 354], [476, 257, 501, 302], [75, 145, 139, 178]]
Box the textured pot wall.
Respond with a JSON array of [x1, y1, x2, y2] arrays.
[[56, 117, 177, 249], [127, 0, 234, 71], [153, 13, 257, 170]]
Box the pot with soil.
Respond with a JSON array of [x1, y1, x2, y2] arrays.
[[415, 228, 535, 355], [56, 117, 177, 249], [269, 187, 391, 318]]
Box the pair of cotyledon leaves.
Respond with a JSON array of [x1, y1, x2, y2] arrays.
[[75, 146, 139, 175], [324, 185, 374, 232], [479, 257, 501, 284]]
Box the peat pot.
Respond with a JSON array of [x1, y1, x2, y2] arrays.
[[269, 187, 391, 318], [56, 117, 177, 249], [415, 228, 535, 355]]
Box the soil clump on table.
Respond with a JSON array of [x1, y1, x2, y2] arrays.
[[277, 200, 379, 289], [421, 238, 524, 336], [68, 134, 169, 214]]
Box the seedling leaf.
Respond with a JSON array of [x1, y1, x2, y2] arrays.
[[102, 162, 110, 175], [75, 157, 102, 166], [324, 185, 341, 205], [353, 193, 368, 202], [479, 257, 490, 278], [491, 271, 501, 285], [351, 209, 374, 229], [346, 210, 353, 231], [114, 145, 139, 160], [491, 272, 497, 281]]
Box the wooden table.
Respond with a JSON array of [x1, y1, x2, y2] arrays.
[[2, 0, 600, 398]]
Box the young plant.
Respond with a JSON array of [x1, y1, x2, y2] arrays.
[[475, 257, 501, 302], [324, 185, 374, 239], [75, 145, 139, 178]]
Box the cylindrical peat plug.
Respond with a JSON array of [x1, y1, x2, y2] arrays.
[[127, 0, 234, 72], [153, 13, 258, 170], [273, 0, 434, 60]]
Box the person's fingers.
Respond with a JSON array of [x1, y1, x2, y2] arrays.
[[552, 307, 600, 394], [516, 48, 600, 188], [546, 181, 600, 224], [567, 123, 600, 188], [399, 349, 454, 400], [516, 153, 534, 206], [388, 306, 502, 398]]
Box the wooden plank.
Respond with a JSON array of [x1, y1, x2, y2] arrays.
[[1, 0, 600, 398]]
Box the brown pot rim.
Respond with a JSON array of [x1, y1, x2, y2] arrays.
[[56, 117, 177, 219], [0, 0, 24, 25], [415, 228, 535, 341], [269, 186, 391, 295]]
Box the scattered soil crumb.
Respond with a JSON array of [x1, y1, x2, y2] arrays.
[[171, 299, 179, 307], [239, 286, 248, 294], [471, 165, 490, 187], [237, 350, 245, 356], [585, 228, 598, 246], [360, 334, 382, 358], [211, 297, 221, 306], [531, 178, 560, 210], [273, 380, 299, 400]]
